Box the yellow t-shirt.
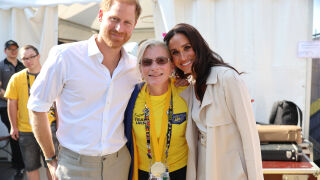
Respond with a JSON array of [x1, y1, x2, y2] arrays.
[[132, 79, 188, 172], [4, 69, 56, 132]]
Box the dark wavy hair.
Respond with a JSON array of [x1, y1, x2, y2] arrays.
[[164, 23, 240, 102]]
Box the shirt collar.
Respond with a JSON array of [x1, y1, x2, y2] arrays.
[[87, 35, 136, 69], [119, 47, 138, 71], [206, 66, 219, 85], [88, 35, 103, 63], [206, 66, 234, 85], [4, 58, 22, 66], [4, 58, 9, 64], [119, 47, 130, 65]]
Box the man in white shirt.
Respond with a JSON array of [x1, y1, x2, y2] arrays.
[[27, 0, 141, 179]]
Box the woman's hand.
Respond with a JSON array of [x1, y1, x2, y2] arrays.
[[174, 78, 190, 87]]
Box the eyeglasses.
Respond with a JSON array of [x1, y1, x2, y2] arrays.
[[141, 56, 170, 67], [7, 48, 18, 52], [22, 54, 38, 61]]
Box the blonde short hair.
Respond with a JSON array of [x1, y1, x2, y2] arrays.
[[136, 39, 171, 81], [137, 39, 169, 66]]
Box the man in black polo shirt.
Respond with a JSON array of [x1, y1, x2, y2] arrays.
[[0, 40, 25, 176]]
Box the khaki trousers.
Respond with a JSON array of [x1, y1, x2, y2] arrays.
[[56, 145, 131, 180]]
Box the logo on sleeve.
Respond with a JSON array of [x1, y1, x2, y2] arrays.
[[172, 112, 187, 124]]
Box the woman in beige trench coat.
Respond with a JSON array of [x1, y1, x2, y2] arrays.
[[164, 23, 264, 180]]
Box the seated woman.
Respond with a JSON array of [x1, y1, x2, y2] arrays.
[[124, 39, 190, 180]]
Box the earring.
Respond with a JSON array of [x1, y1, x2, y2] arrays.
[[170, 70, 176, 78]]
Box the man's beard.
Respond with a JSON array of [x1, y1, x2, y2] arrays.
[[104, 31, 130, 49]]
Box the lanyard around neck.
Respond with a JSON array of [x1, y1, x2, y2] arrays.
[[27, 71, 38, 96], [144, 85, 173, 162]]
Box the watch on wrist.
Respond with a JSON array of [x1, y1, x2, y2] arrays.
[[45, 155, 57, 163]]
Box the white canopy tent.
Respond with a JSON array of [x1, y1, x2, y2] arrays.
[[0, 0, 101, 64], [57, 0, 155, 43], [0, 0, 314, 137], [0, 0, 155, 63], [153, 0, 313, 136]]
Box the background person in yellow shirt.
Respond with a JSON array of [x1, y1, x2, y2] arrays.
[[5, 45, 58, 180], [124, 39, 190, 180]]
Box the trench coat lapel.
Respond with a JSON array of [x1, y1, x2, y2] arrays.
[[180, 85, 194, 144], [200, 68, 219, 110]]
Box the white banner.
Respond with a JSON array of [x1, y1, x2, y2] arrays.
[[298, 41, 320, 58]]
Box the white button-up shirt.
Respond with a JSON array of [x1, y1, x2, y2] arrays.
[[28, 36, 140, 156]]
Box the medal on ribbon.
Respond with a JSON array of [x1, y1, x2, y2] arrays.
[[144, 84, 174, 180], [150, 162, 166, 178]]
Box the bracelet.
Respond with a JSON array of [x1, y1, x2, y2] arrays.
[[45, 155, 57, 163]]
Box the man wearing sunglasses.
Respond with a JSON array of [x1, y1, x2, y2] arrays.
[[0, 40, 25, 177]]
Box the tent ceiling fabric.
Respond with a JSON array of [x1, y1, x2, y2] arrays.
[[0, 0, 156, 31], [0, 0, 100, 9], [0, 6, 58, 64], [0, 0, 155, 61], [58, 3, 100, 30], [58, 0, 154, 30]]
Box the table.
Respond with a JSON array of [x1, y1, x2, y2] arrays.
[[263, 154, 320, 180]]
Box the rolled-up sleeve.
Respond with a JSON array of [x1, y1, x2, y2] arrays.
[[27, 46, 66, 112], [4, 73, 18, 100]]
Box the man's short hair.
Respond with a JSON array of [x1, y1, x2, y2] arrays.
[[20, 45, 39, 56], [5, 40, 19, 49], [100, 0, 142, 21]]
